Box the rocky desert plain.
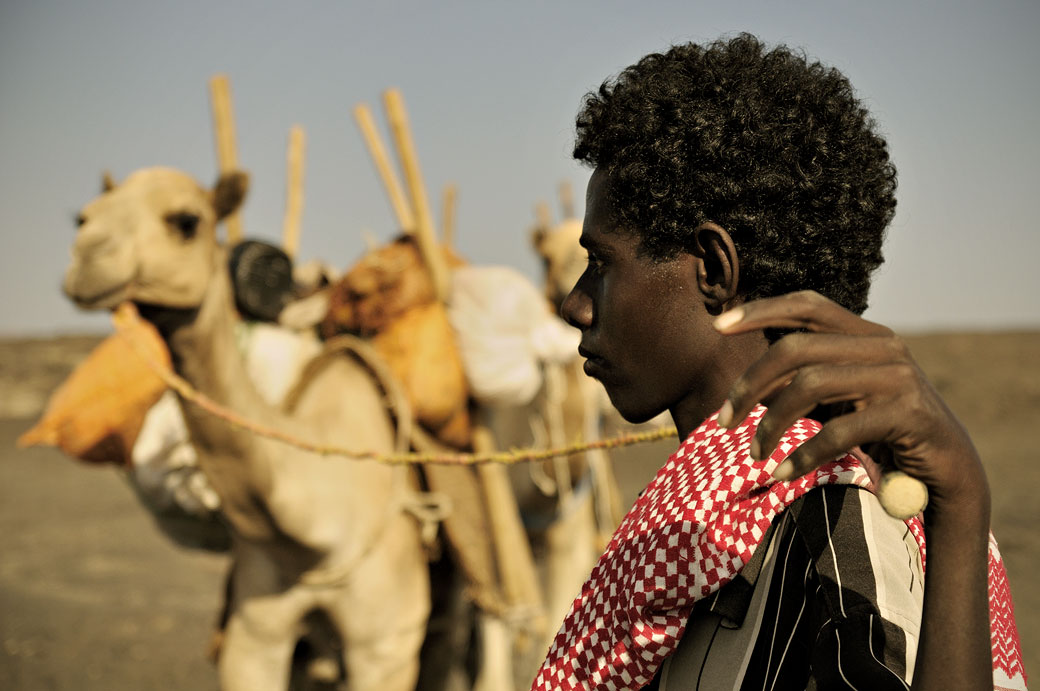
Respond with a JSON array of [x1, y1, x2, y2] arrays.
[[1, 330, 1036, 689]]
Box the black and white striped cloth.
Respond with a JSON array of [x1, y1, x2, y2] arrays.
[[650, 484, 925, 690]]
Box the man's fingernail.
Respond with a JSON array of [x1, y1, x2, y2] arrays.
[[772, 459, 794, 481], [714, 308, 744, 331], [718, 401, 733, 427]]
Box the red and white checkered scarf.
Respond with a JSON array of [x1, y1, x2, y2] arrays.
[[532, 406, 1027, 690]]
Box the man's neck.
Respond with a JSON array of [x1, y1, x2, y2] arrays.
[[670, 328, 770, 439]]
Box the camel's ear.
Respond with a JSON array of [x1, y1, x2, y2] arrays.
[[530, 224, 548, 253], [531, 201, 551, 252], [102, 171, 117, 193], [212, 170, 249, 220]]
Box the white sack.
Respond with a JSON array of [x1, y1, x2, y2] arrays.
[[449, 265, 580, 407]]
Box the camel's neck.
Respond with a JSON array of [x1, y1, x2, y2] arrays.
[[145, 250, 286, 540], [154, 249, 276, 460]]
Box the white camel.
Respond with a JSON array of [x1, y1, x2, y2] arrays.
[[63, 167, 430, 691], [527, 203, 667, 648], [531, 215, 585, 313]]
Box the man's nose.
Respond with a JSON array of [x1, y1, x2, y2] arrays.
[[560, 281, 592, 329]]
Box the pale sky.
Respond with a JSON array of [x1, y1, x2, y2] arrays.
[[1, 0, 1038, 336]]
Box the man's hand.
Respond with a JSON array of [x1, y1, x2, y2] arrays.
[[713, 290, 993, 690], [713, 290, 987, 515]]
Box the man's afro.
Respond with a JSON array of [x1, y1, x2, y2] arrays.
[[574, 33, 897, 314]]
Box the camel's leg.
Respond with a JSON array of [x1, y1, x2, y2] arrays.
[[219, 544, 310, 691], [325, 514, 430, 691], [544, 490, 598, 631], [474, 613, 516, 691], [206, 559, 238, 664]]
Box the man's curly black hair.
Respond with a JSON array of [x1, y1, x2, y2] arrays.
[[573, 33, 897, 315]]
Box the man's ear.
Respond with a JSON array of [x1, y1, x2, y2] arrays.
[[212, 170, 250, 220], [690, 221, 740, 314]]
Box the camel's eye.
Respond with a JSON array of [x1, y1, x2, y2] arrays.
[[165, 211, 200, 239]]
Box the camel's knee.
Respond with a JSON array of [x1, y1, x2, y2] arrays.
[[341, 623, 427, 691], [219, 613, 297, 691]]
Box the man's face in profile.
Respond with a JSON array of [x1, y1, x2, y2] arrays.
[[563, 170, 718, 424]]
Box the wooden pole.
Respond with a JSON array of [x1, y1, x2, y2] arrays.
[[208, 74, 243, 244], [353, 104, 416, 233], [441, 184, 458, 251], [282, 125, 306, 259], [361, 229, 380, 253], [382, 88, 450, 303], [535, 201, 551, 231], [558, 180, 574, 219], [473, 426, 546, 643]]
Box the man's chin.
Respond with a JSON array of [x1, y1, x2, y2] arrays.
[[617, 409, 661, 425], [604, 390, 665, 426]]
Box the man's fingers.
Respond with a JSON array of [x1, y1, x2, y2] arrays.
[[749, 363, 882, 460], [771, 407, 903, 481], [720, 333, 910, 428], [714, 290, 893, 338]]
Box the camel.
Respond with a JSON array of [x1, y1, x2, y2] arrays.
[[531, 215, 584, 314], [63, 166, 430, 691], [524, 198, 640, 645], [319, 228, 627, 683]]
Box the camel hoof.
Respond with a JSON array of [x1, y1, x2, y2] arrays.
[[205, 629, 225, 664]]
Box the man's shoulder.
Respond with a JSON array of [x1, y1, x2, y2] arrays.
[[783, 482, 925, 630], [784, 483, 911, 552]]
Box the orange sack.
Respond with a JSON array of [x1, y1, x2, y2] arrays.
[[322, 236, 471, 448], [17, 303, 171, 466], [370, 301, 471, 448]]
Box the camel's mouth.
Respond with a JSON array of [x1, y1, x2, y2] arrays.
[[124, 300, 199, 341], [65, 279, 132, 311]]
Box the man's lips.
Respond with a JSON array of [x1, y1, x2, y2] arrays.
[[577, 345, 601, 361], [578, 345, 608, 377]]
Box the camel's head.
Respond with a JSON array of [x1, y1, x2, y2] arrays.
[[63, 167, 248, 311], [531, 217, 585, 310]]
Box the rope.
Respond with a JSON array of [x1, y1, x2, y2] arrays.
[[112, 307, 678, 466], [400, 490, 453, 549]]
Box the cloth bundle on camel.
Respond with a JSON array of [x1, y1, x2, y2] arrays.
[[450, 264, 579, 408], [321, 235, 581, 448], [321, 235, 473, 448], [19, 291, 325, 551], [17, 303, 170, 466]]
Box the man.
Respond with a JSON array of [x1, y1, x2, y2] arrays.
[[533, 34, 1025, 690]]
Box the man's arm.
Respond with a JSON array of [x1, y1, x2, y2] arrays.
[[714, 290, 992, 691]]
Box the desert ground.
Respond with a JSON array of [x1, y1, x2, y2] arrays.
[[1, 331, 1036, 689]]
